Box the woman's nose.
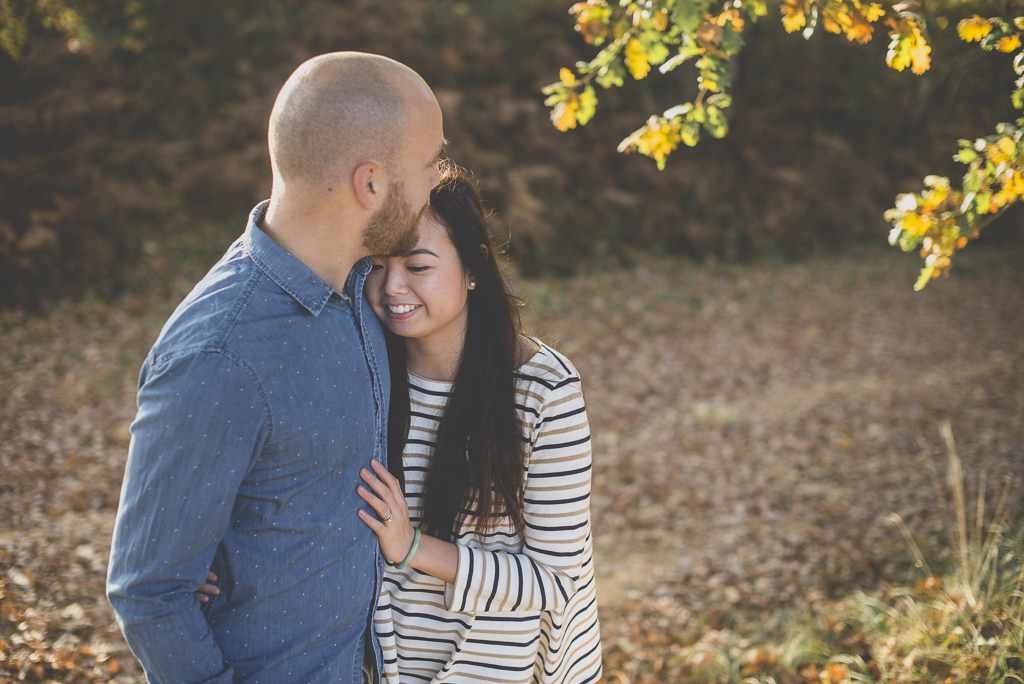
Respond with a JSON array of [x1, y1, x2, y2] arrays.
[[382, 268, 408, 295]]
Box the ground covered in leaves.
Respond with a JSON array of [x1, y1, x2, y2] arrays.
[[1, 247, 1022, 682]]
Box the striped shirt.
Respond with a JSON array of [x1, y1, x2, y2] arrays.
[[374, 342, 602, 684]]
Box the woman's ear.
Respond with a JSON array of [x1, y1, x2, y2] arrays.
[[353, 162, 386, 211], [467, 271, 477, 290]]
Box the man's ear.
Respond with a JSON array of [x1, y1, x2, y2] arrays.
[[353, 162, 387, 211]]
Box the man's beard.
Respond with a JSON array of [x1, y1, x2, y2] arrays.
[[362, 178, 425, 255]]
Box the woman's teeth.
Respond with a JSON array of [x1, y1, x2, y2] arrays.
[[388, 304, 418, 314]]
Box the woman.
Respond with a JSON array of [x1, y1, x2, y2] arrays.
[[356, 164, 601, 684], [198, 166, 601, 683]]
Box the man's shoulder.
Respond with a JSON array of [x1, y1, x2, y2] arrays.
[[150, 242, 275, 360]]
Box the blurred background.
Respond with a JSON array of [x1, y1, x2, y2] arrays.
[[1, 1, 1023, 682], [2, 0, 1022, 307]]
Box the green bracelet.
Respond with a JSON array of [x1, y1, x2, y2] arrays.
[[388, 527, 421, 570]]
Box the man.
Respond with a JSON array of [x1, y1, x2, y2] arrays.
[[107, 52, 444, 683]]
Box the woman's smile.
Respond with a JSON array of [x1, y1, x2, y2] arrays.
[[386, 303, 422, 319]]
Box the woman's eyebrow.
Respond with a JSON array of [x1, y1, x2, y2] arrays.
[[403, 248, 440, 258]]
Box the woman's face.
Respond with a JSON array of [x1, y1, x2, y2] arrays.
[[366, 214, 472, 345]]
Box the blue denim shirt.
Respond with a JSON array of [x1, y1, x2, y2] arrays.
[[107, 201, 388, 683]]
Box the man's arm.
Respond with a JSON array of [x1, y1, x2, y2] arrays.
[[107, 350, 269, 684]]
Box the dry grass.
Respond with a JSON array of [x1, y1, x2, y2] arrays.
[[1, 246, 1022, 682], [660, 422, 1024, 684]]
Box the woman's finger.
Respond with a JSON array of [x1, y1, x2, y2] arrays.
[[368, 460, 407, 513], [371, 459, 404, 499], [357, 484, 393, 519], [206, 571, 218, 583], [360, 467, 395, 503], [358, 507, 387, 533]]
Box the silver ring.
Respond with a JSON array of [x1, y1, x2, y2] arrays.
[[383, 510, 394, 523]]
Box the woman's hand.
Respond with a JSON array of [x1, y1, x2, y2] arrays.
[[358, 459, 417, 565], [195, 571, 220, 603]]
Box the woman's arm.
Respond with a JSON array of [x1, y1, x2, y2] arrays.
[[357, 459, 458, 584], [358, 374, 593, 615], [444, 377, 592, 614]]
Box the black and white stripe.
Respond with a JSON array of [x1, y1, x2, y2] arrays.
[[374, 342, 602, 683]]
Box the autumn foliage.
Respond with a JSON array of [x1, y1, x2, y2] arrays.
[[0, 0, 1019, 307], [547, 1, 1024, 288]]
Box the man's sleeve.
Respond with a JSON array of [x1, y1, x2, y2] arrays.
[[106, 350, 269, 684]]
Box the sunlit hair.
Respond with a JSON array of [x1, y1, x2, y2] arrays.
[[385, 163, 526, 539]]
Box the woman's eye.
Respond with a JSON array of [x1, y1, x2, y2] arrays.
[[408, 266, 430, 273], [369, 263, 383, 271]]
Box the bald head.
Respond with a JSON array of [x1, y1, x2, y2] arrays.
[[269, 52, 433, 188]]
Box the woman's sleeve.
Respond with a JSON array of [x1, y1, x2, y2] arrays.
[[445, 375, 592, 614]]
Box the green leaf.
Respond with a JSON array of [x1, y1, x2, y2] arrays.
[[576, 85, 598, 125], [646, 40, 670, 65], [706, 105, 725, 127], [660, 42, 702, 72], [671, 3, 704, 35], [681, 121, 700, 146], [596, 60, 626, 88], [706, 93, 732, 109], [542, 81, 566, 96], [955, 148, 978, 164], [914, 265, 935, 291]]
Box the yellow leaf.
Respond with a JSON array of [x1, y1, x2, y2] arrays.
[[846, 20, 874, 44], [864, 3, 885, 22], [552, 99, 578, 131], [639, 124, 680, 169], [822, 13, 842, 34], [781, 2, 806, 33], [624, 38, 651, 79], [958, 15, 992, 42], [909, 31, 931, 73], [902, 213, 930, 237], [559, 68, 576, 87], [994, 170, 1024, 207], [716, 9, 745, 31], [997, 34, 1022, 52], [653, 9, 668, 31], [1008, 170, 1024, 194]]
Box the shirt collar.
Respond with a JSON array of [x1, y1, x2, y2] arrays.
[[242, 200, 371, 316]]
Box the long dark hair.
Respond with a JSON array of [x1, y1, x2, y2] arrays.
[[385, 164, 526, 539]]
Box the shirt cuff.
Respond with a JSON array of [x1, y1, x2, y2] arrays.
[[444, 543, 475, 613]]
